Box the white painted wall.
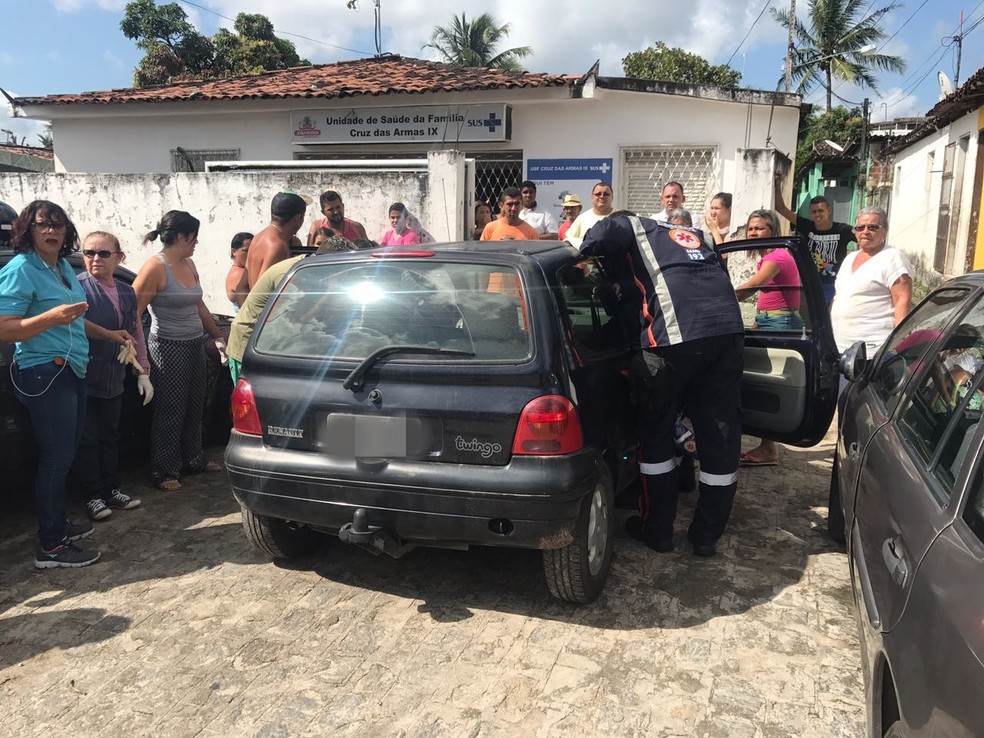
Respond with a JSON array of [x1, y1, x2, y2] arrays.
[[0, 166, 456, 312], [43, 87, 800, 216], [889, 110, 980, 280]]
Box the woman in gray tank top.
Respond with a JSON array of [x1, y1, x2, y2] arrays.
[[133, 210, 227, 491]]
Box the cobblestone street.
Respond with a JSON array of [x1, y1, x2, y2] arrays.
[[0, 428, 864, 737]]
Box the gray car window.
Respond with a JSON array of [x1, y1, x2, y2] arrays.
[[871, 288, 971, 407], [253, 260, 532, 362], [962, 472, 984, 543], [896, 296, 984, 496]]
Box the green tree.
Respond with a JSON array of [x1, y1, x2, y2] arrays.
[[38, 124, 53, 150], [772, 0, 906, 111], [121, 0, 309, 87], [795, 105, 865, 168], [622, 42, 741, 87], [423, 13, 532, 71]]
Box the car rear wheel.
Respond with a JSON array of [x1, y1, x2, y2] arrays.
[[240, 504, 322, 559], [543, 466, 615, 603]]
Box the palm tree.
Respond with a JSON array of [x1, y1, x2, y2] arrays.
[[423, 13, 532, 72], [772, 0, 906, 111]]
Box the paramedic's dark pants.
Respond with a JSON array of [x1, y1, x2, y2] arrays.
[[633, 333, 743, 546]]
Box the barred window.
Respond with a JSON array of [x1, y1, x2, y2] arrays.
[[621, 146, 718, 216]]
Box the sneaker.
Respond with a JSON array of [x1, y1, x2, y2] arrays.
[[66, 519, 94, 541], [86, 498, 112, 521], [106, 489, 141, 510], [34, 541, 101, 569]]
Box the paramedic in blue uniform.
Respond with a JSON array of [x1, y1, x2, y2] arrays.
[[580, 212, 744, 557]]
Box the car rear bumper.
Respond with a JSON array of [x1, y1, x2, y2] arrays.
[[225, 431, 603, 550]]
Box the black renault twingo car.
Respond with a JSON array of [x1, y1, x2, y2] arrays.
[[226, 237, 839, 602]]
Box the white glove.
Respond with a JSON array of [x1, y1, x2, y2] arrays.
[[214, 338, 229, 366], [136, 373, 155, 406]]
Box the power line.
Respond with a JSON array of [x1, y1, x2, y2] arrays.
[[725, 0, 775, 69], [174, 0, 374, 57], [874, 0, 931, 52]]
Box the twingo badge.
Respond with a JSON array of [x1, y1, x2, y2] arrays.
[[267, 426, 304, 439]]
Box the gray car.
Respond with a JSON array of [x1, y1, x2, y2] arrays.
[[832, 273, 984, 737]]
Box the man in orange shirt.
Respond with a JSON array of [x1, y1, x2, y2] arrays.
[[480, 188, 539, 241]]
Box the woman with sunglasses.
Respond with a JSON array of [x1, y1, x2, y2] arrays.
[[72, 231, 151, 522], [831, 206, 912, 354], [0, 201, 131, 568]]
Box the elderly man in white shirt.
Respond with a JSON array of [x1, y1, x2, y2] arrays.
[[519, 180, 559, 240], [650, 181, 686, 222]]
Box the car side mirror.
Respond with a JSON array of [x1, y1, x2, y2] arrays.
[[839, 341, 867, 382]]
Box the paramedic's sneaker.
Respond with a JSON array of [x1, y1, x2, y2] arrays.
[[34, 541, 101, 569], [66, 520, 95, 541], [86, 498, 112, 521], [106, 489, 141, 510]]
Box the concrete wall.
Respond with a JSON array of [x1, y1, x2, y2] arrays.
[[0, 156, 465, 311], [889, 109, 981, 281]]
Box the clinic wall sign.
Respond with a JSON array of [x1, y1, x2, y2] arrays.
[[290, 104, 512, 145]]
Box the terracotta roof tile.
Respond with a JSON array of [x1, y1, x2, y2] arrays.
[[17, 55, 580, 107], [0, 144, 54, 160]]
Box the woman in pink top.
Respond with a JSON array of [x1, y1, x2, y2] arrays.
[[735, 210, 802, 466], [379, 203, 421, 247]]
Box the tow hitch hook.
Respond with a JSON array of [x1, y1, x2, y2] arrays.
[[338, 508, 414, 558]]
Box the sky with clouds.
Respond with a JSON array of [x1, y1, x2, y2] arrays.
[[1, 0, 981, 146]]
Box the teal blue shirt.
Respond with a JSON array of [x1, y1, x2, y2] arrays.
[[0, 251, 89, 378]]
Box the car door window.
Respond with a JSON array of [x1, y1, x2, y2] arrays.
[[871, 288, 971, 406], [728, 247, 811, 333], [555, 262, 631, 362], [896, 296, 984, 497], [963, 469, 984, 543]]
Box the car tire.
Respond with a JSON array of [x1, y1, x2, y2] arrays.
[[828, 449, 846, 545], [240, 504, 322, 559], [543, 466, 615, 604], [884, 721, 905, 737]]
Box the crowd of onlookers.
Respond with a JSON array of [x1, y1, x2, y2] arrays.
[[0, 175, 913, 568]]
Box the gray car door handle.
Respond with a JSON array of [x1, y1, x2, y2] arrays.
[[847, 441, 860, 460], [881, 535, 909, 588]]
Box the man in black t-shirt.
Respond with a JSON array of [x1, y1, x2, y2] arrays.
[[774, 174, 855, 306]]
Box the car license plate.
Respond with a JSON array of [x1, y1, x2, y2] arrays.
[[325, 414, 428, 458]]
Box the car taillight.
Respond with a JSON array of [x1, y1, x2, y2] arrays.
[[512, 395, 583, 455], [231, 379, 262, 436]]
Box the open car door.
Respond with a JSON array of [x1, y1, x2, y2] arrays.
[[719, 236, 839, 446]]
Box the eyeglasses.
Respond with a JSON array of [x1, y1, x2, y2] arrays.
[[33, 221, 67, 232], [853, 224, 883, 232], [593, 192, 612, 198], [82, 249, 119, 259]]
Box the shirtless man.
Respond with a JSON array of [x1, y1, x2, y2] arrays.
[[246, 192, 307, 289], [307, 190, 368, 247]]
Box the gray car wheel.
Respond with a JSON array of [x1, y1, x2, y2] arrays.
[[542, 466, 615, 604], [240, 504, 322, 559]]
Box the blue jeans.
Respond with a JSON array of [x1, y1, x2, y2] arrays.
[[13, 362, 87, 549], [755, 311, 804, 331]]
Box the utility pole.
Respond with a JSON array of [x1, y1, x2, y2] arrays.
[[784, 0, 797, 93], [955, 10, 964, 85], [859, 97, 870, 207]]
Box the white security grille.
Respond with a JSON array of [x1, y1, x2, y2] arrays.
[[171, 148, 240, 173], [621, 146, 719, 218]]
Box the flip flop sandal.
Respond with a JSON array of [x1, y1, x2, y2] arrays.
[[157, 478, 182, 492], [739, 451, 779, 467]]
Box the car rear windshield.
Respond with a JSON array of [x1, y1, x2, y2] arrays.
[[252, 258, 532, 362]]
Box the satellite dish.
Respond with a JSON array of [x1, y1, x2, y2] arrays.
[[824, 139, 845, 153], [938, 71, 955, 99]]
